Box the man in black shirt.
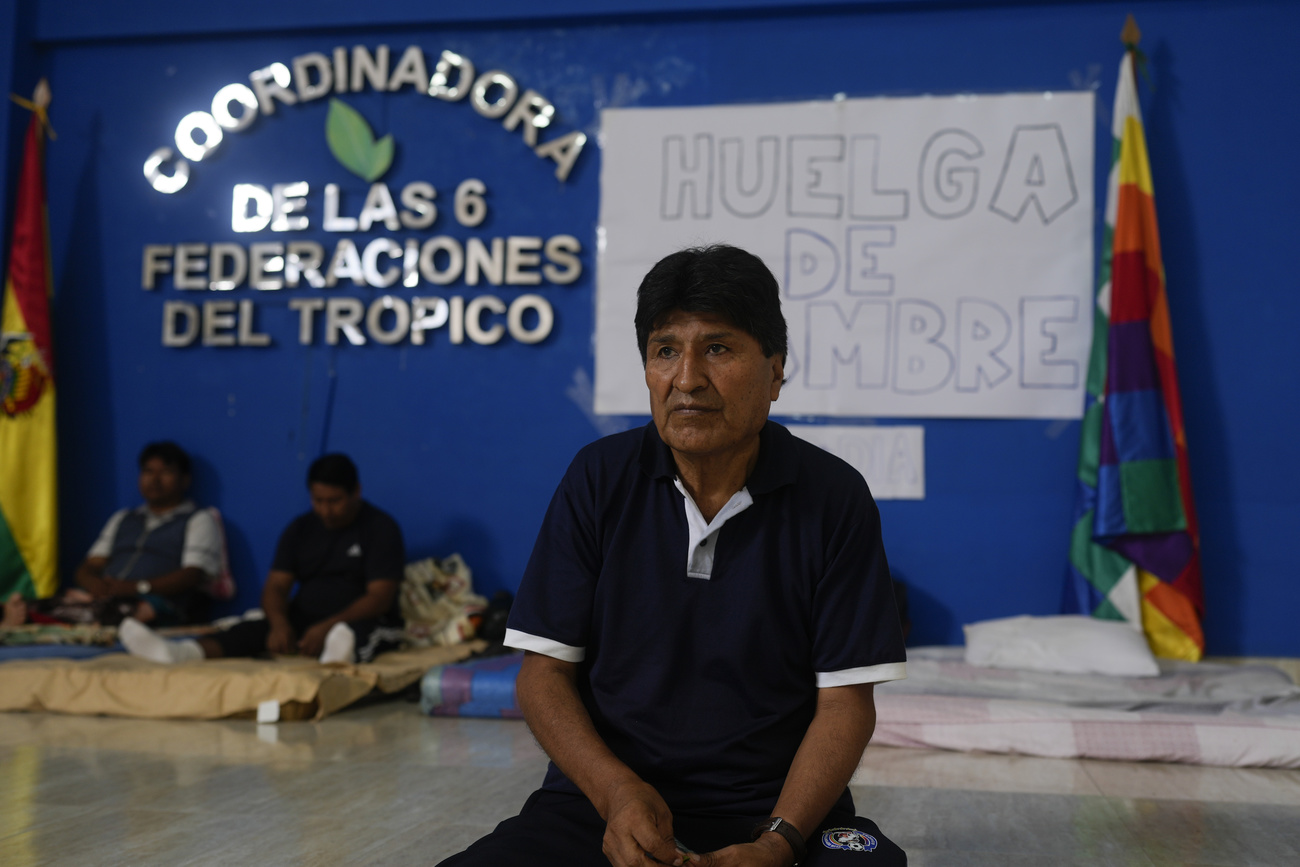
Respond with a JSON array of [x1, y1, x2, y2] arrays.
[[120, 453, 406, 665], [438, 245, 907, 867]]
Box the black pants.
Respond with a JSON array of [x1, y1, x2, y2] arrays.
[[436, 789, 906, 866], [211, 616, 403, 663]]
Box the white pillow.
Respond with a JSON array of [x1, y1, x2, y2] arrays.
[[963, 614, 1160, 677]]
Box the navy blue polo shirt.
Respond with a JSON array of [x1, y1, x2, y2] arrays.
[[272, 501, 406, 628], [505, 420, 906, 817]]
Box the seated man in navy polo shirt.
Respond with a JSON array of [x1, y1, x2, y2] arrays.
[[120, 453, 406, 666], [440, 245, 908, 867]]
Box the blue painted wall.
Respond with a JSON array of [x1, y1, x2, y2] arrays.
[[5, 0, 1298, 654]]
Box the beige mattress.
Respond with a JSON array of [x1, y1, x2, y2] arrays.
[[0, 641, 485, 721]]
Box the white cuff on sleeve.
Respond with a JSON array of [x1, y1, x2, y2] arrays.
[[816, 661, 907, 688], [503, 628, 586, 663]]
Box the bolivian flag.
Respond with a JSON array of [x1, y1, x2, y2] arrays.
[[1, 82, 58, 600], [1064, 32, 1205, 660]]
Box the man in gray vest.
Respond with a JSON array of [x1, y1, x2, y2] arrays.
[[74, 441, 222, 626]]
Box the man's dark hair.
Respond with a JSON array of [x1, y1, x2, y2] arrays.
[[308, 453, 359, 493], [634, 244, 788, 364], [138, 441, 191, 476]]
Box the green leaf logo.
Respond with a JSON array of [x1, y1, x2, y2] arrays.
[[326, 98, 394, 182]]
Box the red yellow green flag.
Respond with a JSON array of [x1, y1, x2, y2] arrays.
[[1, 81, 58, 600], [1063, 33, 1204, 660]]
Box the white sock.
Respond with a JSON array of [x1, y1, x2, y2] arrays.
[[119, 617, 204, 664], [319, 622, 356, 664]]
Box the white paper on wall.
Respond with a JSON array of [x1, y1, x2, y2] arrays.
[[787, 424, 925, 500], [596, 92, 1094, 419]]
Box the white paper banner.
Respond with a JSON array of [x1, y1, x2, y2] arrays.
[[596, 92, 1094, 419], [787, 425, 925, 500]]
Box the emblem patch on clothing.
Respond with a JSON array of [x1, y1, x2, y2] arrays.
[[347, 543, 362, 556], [821, 828, 878, 852]]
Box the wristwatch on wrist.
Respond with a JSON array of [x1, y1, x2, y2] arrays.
[[135, 580, 152, 596], [752, 817, 807, 866]]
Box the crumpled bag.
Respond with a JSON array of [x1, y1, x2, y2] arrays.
[[400, 554, 487, 647]]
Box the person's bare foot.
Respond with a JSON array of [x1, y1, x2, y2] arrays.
[[2, 592, 27, 627]]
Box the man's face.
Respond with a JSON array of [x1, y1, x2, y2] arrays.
[[310, 482, 362, 530], [138, 457, 189, 510], [645, 310, 783, 461]]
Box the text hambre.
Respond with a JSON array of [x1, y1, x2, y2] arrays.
[[144, 46, 587, 193]]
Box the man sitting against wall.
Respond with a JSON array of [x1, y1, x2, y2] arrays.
[[74, 440, 223, 626], [120, 453, 407, 666], [6, 441, 225, 628]]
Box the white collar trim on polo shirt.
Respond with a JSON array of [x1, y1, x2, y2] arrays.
[[673, 478, 754, 580]]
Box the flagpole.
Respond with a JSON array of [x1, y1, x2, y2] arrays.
[[1120, 14, 1141, 50]]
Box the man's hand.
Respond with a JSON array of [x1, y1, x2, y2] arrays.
[[82, 575, 115, 598], [266, 621, 298, 655], [297, 621, 333, 657], [75, 557, 112, 598], [601, 778, 682, 867], [690, 835, 792, 867], [516, 652, 681, 866], [105, 577, 135, 597], [261, 570, 297, 655]]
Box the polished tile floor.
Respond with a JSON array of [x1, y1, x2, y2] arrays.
[[2, 699, 1299, 866]]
